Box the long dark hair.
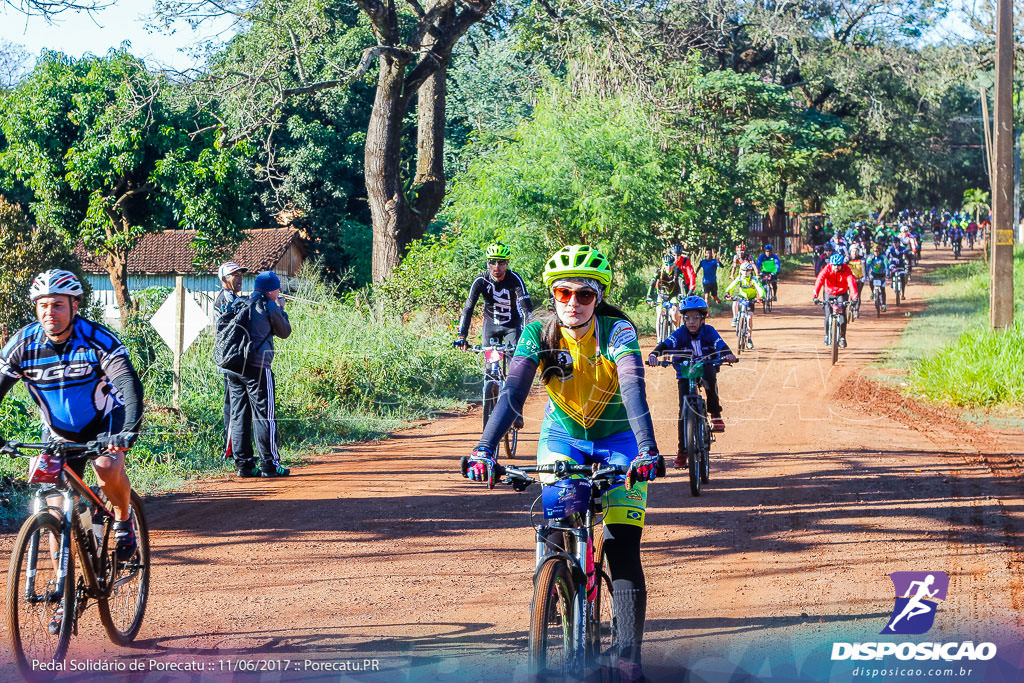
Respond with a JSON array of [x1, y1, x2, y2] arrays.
[[535, 300, 637, 382]]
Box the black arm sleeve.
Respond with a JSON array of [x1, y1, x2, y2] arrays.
[[458, 279, 484, 338], [112, 369, 144, 438], [268, 301, 292, 339], [0, 374, 17, 406], [615, 354, 658, 453], [476, 355, 538, 453]]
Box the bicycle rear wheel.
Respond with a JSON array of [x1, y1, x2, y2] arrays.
[[6, 511, 75, 680], [698, 417, 710, 485], [686, 409, 702, 496], [530, 557, 576, 679], [97, 490, 150, 644]]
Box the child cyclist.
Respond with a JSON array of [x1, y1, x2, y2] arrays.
[[723, 262, 765, 348], [463, 244, 661, 682], [648, 296, 737, 462]]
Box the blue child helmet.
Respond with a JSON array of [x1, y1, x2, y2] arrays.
[[829, 253, 845, 266], [680, 295, 709, 316]]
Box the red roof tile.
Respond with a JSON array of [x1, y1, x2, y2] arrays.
[[74, 229, 305, 275]]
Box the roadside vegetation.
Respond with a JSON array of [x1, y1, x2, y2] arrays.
[[882, 246, 1024, 417]]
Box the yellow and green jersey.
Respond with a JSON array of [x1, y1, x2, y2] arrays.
[[724, 275, 765, 300], [514, 316, 641, 441]]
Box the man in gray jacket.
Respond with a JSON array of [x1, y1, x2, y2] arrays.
[[228, 271, 292, 477]]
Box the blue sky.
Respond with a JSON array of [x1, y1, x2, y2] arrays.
[[0, 1, 238, 71]]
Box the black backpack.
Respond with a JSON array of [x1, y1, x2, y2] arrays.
[[213, 297, 270, 375]]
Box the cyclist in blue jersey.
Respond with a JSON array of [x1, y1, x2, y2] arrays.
[[696, 249, 723, 303], [0, 271, 144, 560]]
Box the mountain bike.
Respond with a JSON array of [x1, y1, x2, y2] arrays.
[[473, 342, 519, 459], [459, 458, 664, 679], [891, 267, 907, 306], [653, 350, 731, 496], [952, 239, 962, 260], [4, 441, 150, 681], [650, 293, 677, 342], [817, 297, 850, 366], [967, 231, 976, 250], [932, 230, 941, 249], [869, 273, 886, 316], [760, 274, 774, 313], [727, 296, 756, 354]]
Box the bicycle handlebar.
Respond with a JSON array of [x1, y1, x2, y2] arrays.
[[470, 344, 516, 354], [1, 441, 103, 459]]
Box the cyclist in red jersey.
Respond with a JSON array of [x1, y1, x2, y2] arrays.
[[670, 244, 697, 294], [812, 253, 860, 348]]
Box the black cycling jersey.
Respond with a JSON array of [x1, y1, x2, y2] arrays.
[[458, 270, 533, 339]]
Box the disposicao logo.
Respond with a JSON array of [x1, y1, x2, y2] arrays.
[[883, 571, 949, 635], [830, 571, 997, 663]]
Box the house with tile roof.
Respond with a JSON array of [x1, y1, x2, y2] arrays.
[[75, 228, 306, 325]]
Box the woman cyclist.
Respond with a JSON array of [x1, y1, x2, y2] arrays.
[[463, 245, 661, 682]]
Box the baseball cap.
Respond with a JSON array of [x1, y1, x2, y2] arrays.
[[218, 262, 247, 279]]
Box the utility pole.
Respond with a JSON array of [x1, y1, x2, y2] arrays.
[[991, 0, 1015, 328]]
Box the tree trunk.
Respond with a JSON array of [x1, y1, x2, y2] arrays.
[[105, 249, 133, 318], [367, 54, 414, 284], [411, 16, 455, 241]]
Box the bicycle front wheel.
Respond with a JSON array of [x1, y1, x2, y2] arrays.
[[589, 533, 615, 664], [482, 380, 499, 431], [6, 511, 75, 680], [686, 409, 702, 496], [831, 317, 840, 366], [530, 557, 576, 679], [97, 490, 150, 644]]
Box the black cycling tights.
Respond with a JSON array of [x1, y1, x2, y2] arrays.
[[603, 523, 647, 663]]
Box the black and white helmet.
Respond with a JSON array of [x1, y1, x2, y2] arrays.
[[29, 270, 84, 302]]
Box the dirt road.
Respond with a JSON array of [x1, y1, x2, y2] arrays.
[[2, 251, 1022, 682]]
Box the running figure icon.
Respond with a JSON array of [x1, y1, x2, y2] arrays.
[[883, 571, 949, 635]]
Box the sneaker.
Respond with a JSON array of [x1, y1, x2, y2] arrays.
[[824, 335, 831, 346], [673, 454, 687, 469], [711, 417, 725, 433], [881, 304, 887, 312], [261, 465, 291, 478], [730, 317, 737, 327], [113, 520, 137, 562], [746, 338, 754, 349], [237, 466, 261, 478], [839, 338, 847, 348]]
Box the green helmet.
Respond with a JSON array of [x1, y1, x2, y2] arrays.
[[485, 242, 512, 260], [542, 244, 613, 290]]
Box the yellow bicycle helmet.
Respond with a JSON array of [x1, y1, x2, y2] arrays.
[[485, 242, 512, 260], [542, 244, 613, 290]]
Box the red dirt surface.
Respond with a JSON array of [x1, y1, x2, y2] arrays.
[[2, 248, 1021, 682]]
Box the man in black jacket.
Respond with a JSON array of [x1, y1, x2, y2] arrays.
[[227, 271, 292, 478], [215, 261, 246, 468]]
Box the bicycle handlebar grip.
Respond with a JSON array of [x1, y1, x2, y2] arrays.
[[656, 454, 666, 478]]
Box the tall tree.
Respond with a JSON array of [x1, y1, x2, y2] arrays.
[[156, 0, 495, 282], [0, 51, 254, 314]]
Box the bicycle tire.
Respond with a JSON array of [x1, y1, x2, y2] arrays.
[[895, 283, 902, 306], [875, 289, 882, 317], [698, 417, 710, 484], [831, 316, 839, 366], [482, 380, 499, 432], [503, 426, 519, 459], [686, 409, 702, 496], [529, 557, 576, 679], [735, 317, 745, 356], [656, 306, 670, 342], [589, 533, 615, 663], [97, 490, 150, 644], [6, 511, 75, 680]]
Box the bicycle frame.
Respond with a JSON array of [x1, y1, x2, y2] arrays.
[[26, 455, 115, 607]]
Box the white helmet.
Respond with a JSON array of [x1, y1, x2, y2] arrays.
[[29, 270, 84, 302], [740, 262, 754, 272]]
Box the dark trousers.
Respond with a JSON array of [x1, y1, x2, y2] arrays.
[[482, 321, 521, 348], [228, 364, 282, 471], [677, 368, 721, 452], [823, 293, 850, 340], [222, 375, 233, 459]]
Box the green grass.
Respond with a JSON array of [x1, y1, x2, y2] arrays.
[[883, 245, 1024, 413]]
